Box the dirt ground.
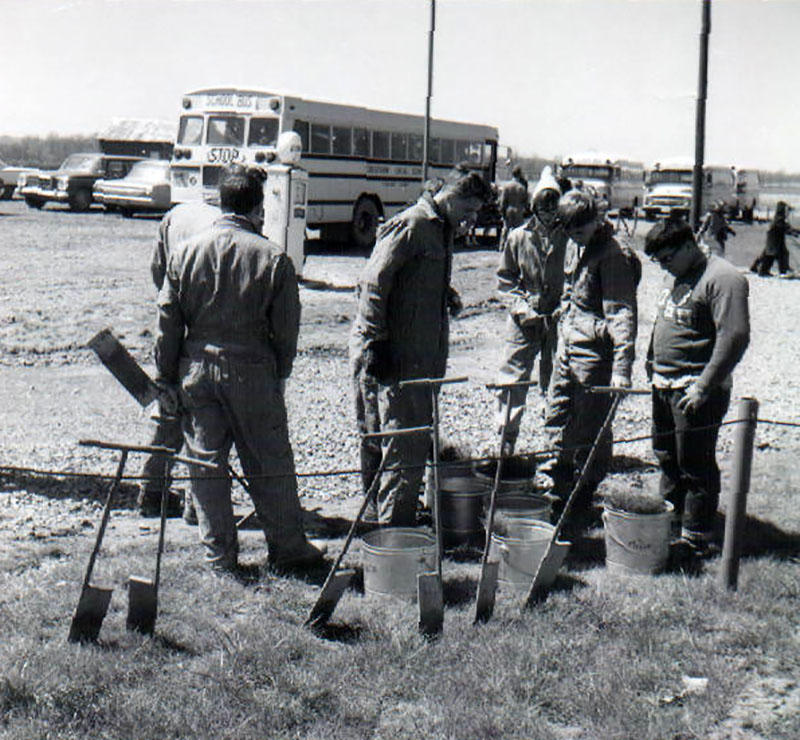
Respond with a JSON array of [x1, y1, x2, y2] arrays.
[[1, 200, 799, 734]]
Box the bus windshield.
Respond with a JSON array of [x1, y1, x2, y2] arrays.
[[207, 116, 245, 146], [178, 116, 203, 145], [562, 165, 611, 180], [648, 169, 693, 185], [248, 117, 279, 147]]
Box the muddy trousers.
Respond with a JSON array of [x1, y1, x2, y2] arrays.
[[495, 314, 558, 447], [352, 363, 433, 526], [541, 360, 613, 513], [651, 386, 730, 540], [178, 352, 306, 568]]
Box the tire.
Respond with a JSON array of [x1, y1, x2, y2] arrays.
[[644, 209, 656, 221], [120, 208, 133, 219], [0, 185, 15, 200], [69, 188, 92, 212], [25, 196, 44, 209], [351, 197, 381, 250]]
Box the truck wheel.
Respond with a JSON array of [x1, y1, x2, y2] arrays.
[[0, 185, 14, 200], [69, 188, 93, 212], [351, 197, 381, 250], [644, 209, 656, 221], [25, 196, 44, 209]]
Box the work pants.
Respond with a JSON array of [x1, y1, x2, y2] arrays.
[[179, 351, 305, 568], [140, 405, 184, 497], [495, 314, 558, 445], [351, 354, 382, 521], [541, 358, 613, 513], [651, 386, 730, 541], [751, 248, 790, 276]]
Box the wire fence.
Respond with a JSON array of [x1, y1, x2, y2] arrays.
[[0, 415, 798, 486]]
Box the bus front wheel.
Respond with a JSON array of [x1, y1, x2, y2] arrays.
[[351, 197, 380, 250]]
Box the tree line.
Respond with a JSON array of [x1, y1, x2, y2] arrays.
[[0, 135, 99, 169]]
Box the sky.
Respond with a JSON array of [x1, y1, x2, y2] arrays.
[[3, 0, 799, 172]]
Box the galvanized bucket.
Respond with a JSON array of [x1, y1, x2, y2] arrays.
[[602, 502, 673, 575], [361, 527, 438, 601], [425, 461, 489, 547], [493, 493, 552, 539], [473, 455, 536, 495], [489, 522, 570, 593]]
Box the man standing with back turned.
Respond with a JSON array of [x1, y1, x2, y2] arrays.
[[645, 218, 750, 554], [350, 170, 493, 526], [155, 163, 324, 573]]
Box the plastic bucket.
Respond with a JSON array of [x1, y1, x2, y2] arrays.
[[602, 502, 673, 575], [361, 527, 438, 601], [489, 522, 570, 593], [493, 493, 552, 538]]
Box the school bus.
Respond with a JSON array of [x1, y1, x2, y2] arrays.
[[559, 152, 644, 216], [170, 87, 500, 248]]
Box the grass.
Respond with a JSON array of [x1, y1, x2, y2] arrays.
[[1, 515, 798, 740]]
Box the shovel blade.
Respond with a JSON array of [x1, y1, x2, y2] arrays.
[[68, 585, 113, 643], [126, 576, 158, 635], [417, 572, 444, 637], [305, 570, 355, 628], [474, 561, 499, 624]]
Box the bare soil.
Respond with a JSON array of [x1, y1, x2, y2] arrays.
[[1, 200, 799, 733]]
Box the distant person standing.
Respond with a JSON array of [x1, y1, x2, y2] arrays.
[[498, 166, 530, 248], [645, 218, 750, 554], [494, 166, 567, 456], [750, 201, 799, 276], [697, 201, 735, 257]]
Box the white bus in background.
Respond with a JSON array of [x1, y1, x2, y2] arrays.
[[170, 87, 500, 248], [559, 152, 644, 216], [643, 158, 737, 221]]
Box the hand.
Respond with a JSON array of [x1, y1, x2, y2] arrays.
[[644, 360, 653, 383], [363, 340, 391, 381], [155, 381, 180, 416], [609, 374, 631, 389], [677, 383, 708, 414], [447, 287, 463, 317]]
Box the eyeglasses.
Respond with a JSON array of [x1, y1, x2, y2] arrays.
[[650, 246, 680, 266]]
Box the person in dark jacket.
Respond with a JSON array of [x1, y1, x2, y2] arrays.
[[349, 170, 493, 526], [645, 217, 750, 553], [750, 201, 799, 276], [498, 166, 530, 248], [495, 166, 567, 455], [155, 164, 324, 572], [540, 189, 640, 525], [697, 200, 735, 257]]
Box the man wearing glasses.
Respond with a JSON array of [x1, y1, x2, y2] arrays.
[[644, 218, 750, 555]]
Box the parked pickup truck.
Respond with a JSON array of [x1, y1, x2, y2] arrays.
[[17, 153, 142, 211]]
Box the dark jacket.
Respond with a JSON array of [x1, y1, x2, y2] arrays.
[[351, 193, 452, 381], [155, 214, 300, 383], [558, 221, 640, 384]]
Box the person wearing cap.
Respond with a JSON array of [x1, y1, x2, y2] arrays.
[[137, 199, 220, 522], [155, 163, 325, 573], [697, 200, 736, 257], [497, 166, 531, 249], [750, 200, 799, 276], [494, 166, 568, 456], [645, 217, 749, 554], [540, 189, 640, 527], [350, 169, 493, 526]]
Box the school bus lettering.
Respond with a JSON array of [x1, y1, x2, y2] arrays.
[[208, 148, 242, 164]]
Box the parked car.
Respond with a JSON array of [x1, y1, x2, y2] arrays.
[[17, 153, 142, 211], [0, 158, 36, 200], [94, 159, 171, 216]]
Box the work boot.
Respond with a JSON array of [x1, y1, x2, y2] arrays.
[[137, 488, 183, 518], [183, 494, 198, 526], [268, 539, 327, 572]]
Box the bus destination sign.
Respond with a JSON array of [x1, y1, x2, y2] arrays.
[[204, 93, 255, 109]]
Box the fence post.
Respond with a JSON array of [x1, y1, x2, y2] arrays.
[[718, 397, 759, 591]]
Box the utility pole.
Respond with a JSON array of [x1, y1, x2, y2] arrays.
[[692, 0, 711, 231], [422, 0, 436, 184]]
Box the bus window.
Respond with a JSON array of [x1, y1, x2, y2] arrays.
[[408, 134, 423, 162], [373, 131, 389, 159], [441, 139, 455, 164], [455, 140, 471, 163], [429, 137, 441, 163], [248, 118, 279, 147], [208, 116, 244, 146], [466, 142, 483, 164], [292, 120, 310, 152], [391, 132, 408, 161], [311, 123, 331, 154], [353, 127, 369, 157], [332, 126, 353, 156], [178, 116, 203, 145]]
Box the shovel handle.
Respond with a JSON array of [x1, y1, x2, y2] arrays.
[[588, 386, 651, 395], [485, 380, 539, 391], [80, 439, 178, 456], [362, 426, 432, 439], [398, 375, 468, 388]]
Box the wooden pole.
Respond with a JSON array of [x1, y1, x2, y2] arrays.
[[718, 397, 759, 591], [691, 0, 711, 230], [422, 0, 435, 183]]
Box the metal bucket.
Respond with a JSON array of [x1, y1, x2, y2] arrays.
[[361, 527, 438, 601], [474, 455, 536, 495], [493, 493, 552, 538], [489, 522, 570, 592], [603, 502, 673, 575], [425, 462, 489, 547]]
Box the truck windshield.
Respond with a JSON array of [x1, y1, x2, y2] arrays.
[[648, 170, 693, 185], [59, 154, 101, 172], [562, 165, 611, 180]]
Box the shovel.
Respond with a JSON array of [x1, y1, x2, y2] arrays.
[[475, 381, 537, 623], [88, 328, 160, 407], [68, 448, 129, 643], [305, 426, 430, 629], [523, 392, 623, 608]]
